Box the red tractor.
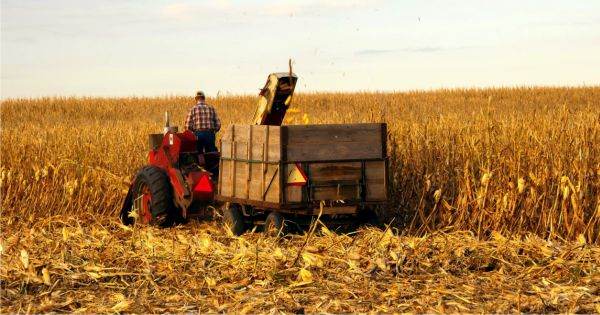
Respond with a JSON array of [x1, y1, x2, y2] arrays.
[[119, 116, 221, 226], [120, 72, 297, 226]]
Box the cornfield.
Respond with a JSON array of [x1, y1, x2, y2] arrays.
[[1, 87, 599, 312]]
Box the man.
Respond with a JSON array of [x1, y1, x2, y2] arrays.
[[184, 91, 221, 153]]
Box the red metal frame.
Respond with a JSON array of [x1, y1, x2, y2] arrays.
[[139, 184, 153, 224], [147, 130, 215, 219]]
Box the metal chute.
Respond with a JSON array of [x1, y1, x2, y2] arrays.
[[252, 72, 298, 126]]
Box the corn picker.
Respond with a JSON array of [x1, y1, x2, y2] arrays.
[[120, 70, 388, 235]]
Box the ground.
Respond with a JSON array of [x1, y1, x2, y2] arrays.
[[2, 216, 598, 313]]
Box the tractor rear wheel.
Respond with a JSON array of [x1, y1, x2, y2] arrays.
[[130, 166, 177, 226], [264, 211, 286, 236], [223, 203, 246, 236]]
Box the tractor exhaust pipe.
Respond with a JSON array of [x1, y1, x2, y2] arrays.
[[164, 111, 171, 134], [163, 111, 178, 134]]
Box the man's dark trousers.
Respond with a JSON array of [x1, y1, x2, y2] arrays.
[[194, 130, 217, 153], [195, 130, 219, 179]]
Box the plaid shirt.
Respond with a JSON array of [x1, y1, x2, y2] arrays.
[[184, 102, 221, 132]]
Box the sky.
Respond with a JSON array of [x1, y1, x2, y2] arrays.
[[1, 0, 599, 98]]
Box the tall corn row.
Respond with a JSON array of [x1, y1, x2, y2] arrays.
[[1, 87, 599, 242]]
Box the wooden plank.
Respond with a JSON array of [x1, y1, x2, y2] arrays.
[[309, 162, 362, 182], [264, 164, 280, 203], [286, 141, 382, 161], [312, 184, 358, 201], [219, 160, 233, 196], [247, 126, 267, 201], [244, 125, 280, 162], [231, 124, 250, 142], [261, 127, 268, 200], [221, 140, 278, 161], [365, 161, 386, 179], [319, 206, 357, 215], [285, 123, 383, 144], [215, 195, 281, 210], [234, 141, 247, 159], [283, 123, 384, 161], [248, 163, 263, 200], [220, 140, 231, 159], [366, 183, 386, 201], [251, 127, 265, 160], [246, 126, 252, 199], [234, 166, 248, 198], [365, 160, 386, 201], [225, 124, 279, 143], [280, 129, 287, 204], [218, 139, 223, 194], [267, 126, 280, 162], [220, 125, 234, 141], [230, 127, 236, 197], [267, 144, 281, 162]]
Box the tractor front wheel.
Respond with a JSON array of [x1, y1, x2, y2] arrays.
[[130, 166, 177, 226], [223, 203, 246, 236]]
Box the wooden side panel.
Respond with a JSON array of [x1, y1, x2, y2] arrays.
[[218, 124, 281, 204], [219, 123, 387, 206], [365, 160, 387, 201], [284, 123, 384, 162]]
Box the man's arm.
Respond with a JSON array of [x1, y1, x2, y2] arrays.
[[184, 107, 195, 131]]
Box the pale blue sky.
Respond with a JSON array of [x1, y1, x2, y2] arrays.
[[1, 0, 599, 98]]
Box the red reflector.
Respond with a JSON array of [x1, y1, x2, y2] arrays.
[[193, 174, 213, 193]]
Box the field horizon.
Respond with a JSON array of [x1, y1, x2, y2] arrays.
[[3, 84, 600, 101]]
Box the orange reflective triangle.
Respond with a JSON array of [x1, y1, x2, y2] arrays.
[[287, 163, 307, 186]]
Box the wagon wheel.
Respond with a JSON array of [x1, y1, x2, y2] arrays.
[[264, 211, 286, 237], [223, 203, 246, 236]]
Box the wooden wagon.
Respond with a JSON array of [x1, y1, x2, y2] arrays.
[[216, 122, 388, 235]]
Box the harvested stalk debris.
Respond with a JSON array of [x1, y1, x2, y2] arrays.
[[1, 216, 598, 313]]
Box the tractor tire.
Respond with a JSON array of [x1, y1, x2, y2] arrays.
[[223, 203, 246, 236], [130, 166, 178, 227], [264, 211, 286, 237]]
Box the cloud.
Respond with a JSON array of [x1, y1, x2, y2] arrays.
[[355, 46, 444, 56], [399, 46, 443, 53], [264, 0, 384, 17], [355, 49, 395, 56], [162, 3, 216, 21], [161, 0, 385, 21]]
